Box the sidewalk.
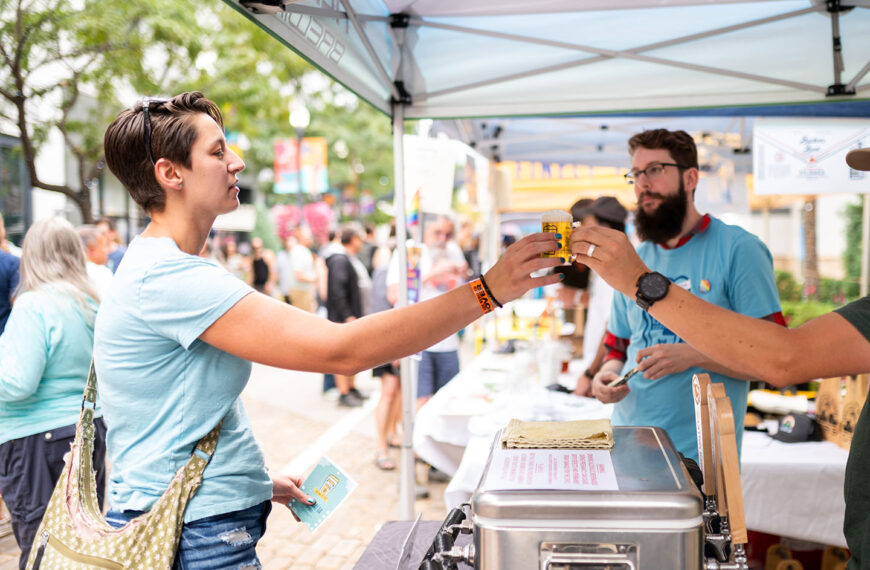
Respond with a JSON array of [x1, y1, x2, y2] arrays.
[[0, 364, 451, 569]]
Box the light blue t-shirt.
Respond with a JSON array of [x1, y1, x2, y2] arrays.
[[94, 236, 271, 523], [608, 217, 781, 462], [0, 286, 97, 444]]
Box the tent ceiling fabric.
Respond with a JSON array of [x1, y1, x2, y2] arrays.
[[434, 116, 757, 169], [227, 0, 870, 119]]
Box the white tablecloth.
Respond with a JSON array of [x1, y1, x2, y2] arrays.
[[414, 350, 850, 548], [740, 431, 848, 547], [413, 348, 611, 477]]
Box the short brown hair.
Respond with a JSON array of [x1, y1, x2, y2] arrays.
[[103, 92, 223, 213], [340, 223, 364, 245], [628, 129, 698, 170]]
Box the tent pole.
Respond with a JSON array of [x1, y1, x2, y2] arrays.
[[392, 102, 416, 520], [846, 59, 870, 93], [861, 194, 869, 297]]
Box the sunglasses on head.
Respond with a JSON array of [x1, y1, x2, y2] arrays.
[[140, 97, 170, 165]]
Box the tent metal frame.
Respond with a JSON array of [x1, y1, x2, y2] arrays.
[[264, 2, 867, 110]]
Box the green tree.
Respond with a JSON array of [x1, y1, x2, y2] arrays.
[[0, 0, 205, 222], [845, 197, 865, 283], [1, 0, 393, 226]]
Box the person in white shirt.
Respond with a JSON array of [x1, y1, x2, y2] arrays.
[[288, 226, 317, 312], [77, 225, 114, 301]]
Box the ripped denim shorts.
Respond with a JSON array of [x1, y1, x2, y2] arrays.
[[105, 500, 271, 569]]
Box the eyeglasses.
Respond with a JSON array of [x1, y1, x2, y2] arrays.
[[624, 162, 686, 184], [141, 97, 169, 165]]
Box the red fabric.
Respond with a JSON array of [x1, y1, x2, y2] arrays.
[[603, 332, 629, 363], [763, 311, 787, 327], [658, 213, 711, 250]]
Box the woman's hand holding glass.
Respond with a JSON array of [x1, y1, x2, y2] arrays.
[[482, 232, 564, 305]]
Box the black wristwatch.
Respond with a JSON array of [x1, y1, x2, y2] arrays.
[[635, 271, 670, 311]]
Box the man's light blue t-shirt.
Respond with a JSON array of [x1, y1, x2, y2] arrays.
[[608, 217, 781, 462], [0, 287, 96, 444], [94, 236, 271, 523]]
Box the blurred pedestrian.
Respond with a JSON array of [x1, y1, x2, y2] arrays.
[[222, 238, 249, 281], [318, 229, 343, 394], [288, 226, 317, 312], [275, 234, 296, 304], [358, 222, 377, 276], [370, 229, 401, 470], [96, 217, 126, 273], [0, 217, 107, 569], [325, 225, 370, 407], [414, 215, 468, 411], [0, 244, 18, 335], [458, 218, 482, 280], [77, 224, 114, 301], [0, 212, 22, 256], [248, 236, 276, 296]]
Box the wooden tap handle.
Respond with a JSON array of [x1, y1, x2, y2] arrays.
[[710, 392, 747, 546], [692, 374, 714, 497]]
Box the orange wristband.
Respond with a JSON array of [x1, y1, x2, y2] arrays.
[[470, 279, 495, 314]]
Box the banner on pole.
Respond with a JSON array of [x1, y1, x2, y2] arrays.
[[274, 137, 329, 194]]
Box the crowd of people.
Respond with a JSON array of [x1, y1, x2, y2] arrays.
[[1, 88, 870, 570]]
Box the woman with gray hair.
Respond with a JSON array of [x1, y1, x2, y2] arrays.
[[0, 216, 108, 569]]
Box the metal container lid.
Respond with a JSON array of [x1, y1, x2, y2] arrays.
[[472, 427, 703, 524]]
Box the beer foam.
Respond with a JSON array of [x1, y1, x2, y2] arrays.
[[541, 209, 572, 223]]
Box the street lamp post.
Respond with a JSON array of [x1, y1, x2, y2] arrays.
[[289, 104, 310, 227]]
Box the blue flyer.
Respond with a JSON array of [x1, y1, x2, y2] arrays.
[[288, 455, 358, 533]]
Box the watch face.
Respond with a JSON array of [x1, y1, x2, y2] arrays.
[[641, 272, 670, 300]]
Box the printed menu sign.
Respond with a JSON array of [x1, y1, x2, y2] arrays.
[[483, 447, 618, 491]]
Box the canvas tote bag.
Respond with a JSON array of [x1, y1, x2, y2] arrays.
[[26, 363, 222, 569]]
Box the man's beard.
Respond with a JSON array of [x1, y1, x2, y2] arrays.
[[634, 179, 689, 244]]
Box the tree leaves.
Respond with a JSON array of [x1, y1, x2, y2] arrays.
[[0, 0, 394, 223]]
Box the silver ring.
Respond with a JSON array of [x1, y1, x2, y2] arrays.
[[587, 244, 596, 258]]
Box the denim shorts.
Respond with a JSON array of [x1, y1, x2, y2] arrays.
[[105, 500, 271, 569], [417, 350, 460, 398]]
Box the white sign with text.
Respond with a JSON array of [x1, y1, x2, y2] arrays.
[[483, 447, 618, 492], [753, 118, 870, 195]]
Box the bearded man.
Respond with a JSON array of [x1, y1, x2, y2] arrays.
[[588, 129, 785, 462]]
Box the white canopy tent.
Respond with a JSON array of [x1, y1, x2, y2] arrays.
[[224, 0, 870, 518]]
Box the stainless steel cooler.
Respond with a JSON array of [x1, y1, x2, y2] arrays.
[[471, 426, 704, 569]]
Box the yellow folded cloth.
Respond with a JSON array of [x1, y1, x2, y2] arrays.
[[501, 418, 614, 449]]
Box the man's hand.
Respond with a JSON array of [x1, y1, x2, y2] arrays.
[[271, 473, 315, 521], [635, 343, 700, 380], [572, 371, 592, 397], [569, 225, 648, 296], [590, 370, 630, 403]]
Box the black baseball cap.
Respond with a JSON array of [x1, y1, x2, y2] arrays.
[[575, 196, 627, 225], [771, 413, 821, 443]]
